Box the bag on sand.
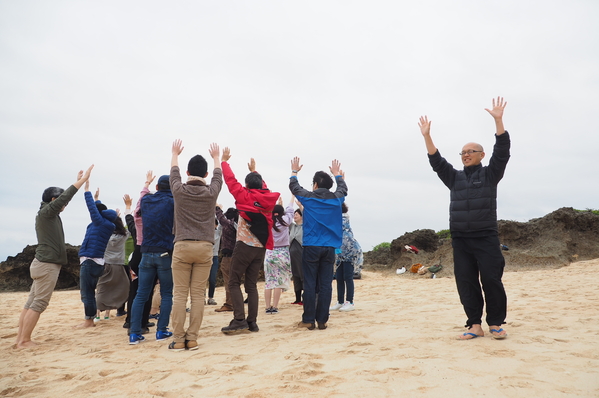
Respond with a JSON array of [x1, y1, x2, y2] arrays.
[[428, 264, 443, 273], [417, 266, 428, 275], [410, 263, 423, 273]]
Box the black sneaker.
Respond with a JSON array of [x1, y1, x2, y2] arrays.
[[123, 322, 130, 329], [221, 319, 250, 335], [265, 307, 273, 314], [271, 307, 279, 314], [248, 321, 259, 332]]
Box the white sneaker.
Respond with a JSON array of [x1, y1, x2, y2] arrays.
[[330, 302, 344, 311], [339, 302, 355, 312]]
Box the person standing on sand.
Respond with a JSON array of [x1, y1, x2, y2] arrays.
[[167, 140, 223, 351], [289, 158, 347, 331], [15, 165, 93, 348], [418, 96, 510, 340], [76, 178, 118, 328]]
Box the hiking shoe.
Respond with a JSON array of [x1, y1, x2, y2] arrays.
[[317, 322, 327, 330], [339, 302, 355, 312], [297, 321, 316, 330], [207, 298, 217, 305], [186, 340, 199, 350], [168, 341, 186, 351], [330, 302, 344, 311], [221, 319, 250, 335], [129, 334, 145, 345], [156, 330, 173, 341], [248, 321, 259, 332], [215, 305, 234, 312]]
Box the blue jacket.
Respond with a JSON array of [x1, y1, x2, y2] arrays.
[[140, 189, 175, 252], [79, 191, 117, 258], [289, 175, 347, 248]]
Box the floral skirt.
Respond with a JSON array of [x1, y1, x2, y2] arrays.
[[264, 246, 292, 290]]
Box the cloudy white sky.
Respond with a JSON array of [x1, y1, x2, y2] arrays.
[[1, 1, 598, 261]]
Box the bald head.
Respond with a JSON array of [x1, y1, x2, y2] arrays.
[[460, 142, 485, 167]]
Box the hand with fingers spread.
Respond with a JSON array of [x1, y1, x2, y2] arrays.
[[485, 96, 507, 120], [222, 147, 231, 162], [418, 115, 431, 136], [172, 139, 184, 156], [74, 164, 94, 189], [123, 194, 132, 210], [329, 159, 342, 176], [290, 157, 303, 175], [248, 158, 256, 173], [145, 171, 156, 188]]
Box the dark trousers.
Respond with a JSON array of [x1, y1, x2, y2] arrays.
[[125, 247, 153, 327], [452, 235, 507, 327], [228, 241, 265, 323], [335, 260, 354, 304], [208, 255, 219, 298], [290, 241, 303, 301], [79, 259, 105, 319], [302, 246, 335, 324]]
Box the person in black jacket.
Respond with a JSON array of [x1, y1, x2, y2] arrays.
[[419, 97, 510, 340]]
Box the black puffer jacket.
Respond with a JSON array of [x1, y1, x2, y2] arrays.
[[429, 132, 510, 237]]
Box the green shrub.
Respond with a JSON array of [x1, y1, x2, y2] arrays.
[[574, 208, 599, 216], [436, 229, 451, 239], [372, 242, 391, 252]]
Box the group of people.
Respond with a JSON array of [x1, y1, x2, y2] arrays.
[[14, 96, 510, 350]]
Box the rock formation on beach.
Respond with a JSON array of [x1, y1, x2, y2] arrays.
[[364, 207, 599, 275]]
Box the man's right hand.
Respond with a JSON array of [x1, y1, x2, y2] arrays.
[[418, 116, 431, 136]]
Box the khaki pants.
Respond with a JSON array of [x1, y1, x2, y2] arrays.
[[171, 240, 213, 343], [24, 259, 61, 313], [220, 256, 232, 307]]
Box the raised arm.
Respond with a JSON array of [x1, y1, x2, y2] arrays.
[[419, 116, 438, 155], [485, 96, 507, 136], [209, 143, 221, 170]]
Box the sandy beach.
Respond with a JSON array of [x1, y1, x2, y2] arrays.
[[1, 260, 598, 397]]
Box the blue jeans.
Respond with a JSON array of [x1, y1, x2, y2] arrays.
[[80, 259, 105, 319], [335, 260, 354, 304], [301, 246, 335, 324], [208, 256, 219, 298], [130, 252, 173, 334]]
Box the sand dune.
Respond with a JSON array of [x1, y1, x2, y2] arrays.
[[1, 260, 598, 397]]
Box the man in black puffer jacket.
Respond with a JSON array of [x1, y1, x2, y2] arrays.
[[419, 97, 510, 341]]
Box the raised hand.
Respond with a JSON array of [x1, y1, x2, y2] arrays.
[[94, 188, 100, 201], [248, 158, 256, 172], [329, 159, 341, 176], [123, 194, 132, 209], [145, 170, 156, 187], [172, 139, 184, 156], [485, 97, 507, 119], [209, 143, 220, 160], [222, 147, 231, 162], [418, 116, 431, 136], [291, 157, 303, 173]]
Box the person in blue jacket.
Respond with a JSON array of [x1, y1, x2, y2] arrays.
[[289, 158, 347, 331], [76, 178, 117, 328]]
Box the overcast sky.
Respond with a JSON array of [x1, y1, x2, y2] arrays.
[[1, 1, 598, 261]]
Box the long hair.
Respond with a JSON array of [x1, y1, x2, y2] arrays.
[[272, 204, 288, 232], [113, 216, 127, 236]]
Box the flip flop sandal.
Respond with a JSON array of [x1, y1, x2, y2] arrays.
[[490, 328, 507, 339]]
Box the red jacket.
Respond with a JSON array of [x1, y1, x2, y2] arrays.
[[221, 161, 280, 250]]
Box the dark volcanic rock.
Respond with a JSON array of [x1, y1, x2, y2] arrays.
[[0, 244, 81, 292], [364, 207, 599, 273]]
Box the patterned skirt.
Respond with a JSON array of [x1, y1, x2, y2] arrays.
[[264, 246, 292, 290]]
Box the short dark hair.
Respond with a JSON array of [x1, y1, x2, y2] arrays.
[[245, 172, 263, 189], [341, 202, 348, 213], [313, 171, 333, 190], [294, 208, 302, 217], [224, 207, 239, 222], [42, 187, 64, 203], [188, 155, 208, 177]]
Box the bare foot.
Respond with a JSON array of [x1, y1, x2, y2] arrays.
[[74, 320, 95, 329], [16, 340, 38, 349], [458, 324, 484, 340], [489, 326, 507, 339]]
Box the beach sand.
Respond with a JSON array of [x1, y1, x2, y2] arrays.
[[1, 259, 598, 397]]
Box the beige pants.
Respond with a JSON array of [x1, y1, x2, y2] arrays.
[[220, 256, 232, 307], [171, 240, 213, 343], [24, 259, 61, 313]]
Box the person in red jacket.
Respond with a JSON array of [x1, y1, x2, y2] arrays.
[[220, 148, 279, 335]]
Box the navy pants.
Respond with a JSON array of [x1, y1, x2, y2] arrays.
[[302, 246, 335, 325], [452, 235, 507, 327]]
